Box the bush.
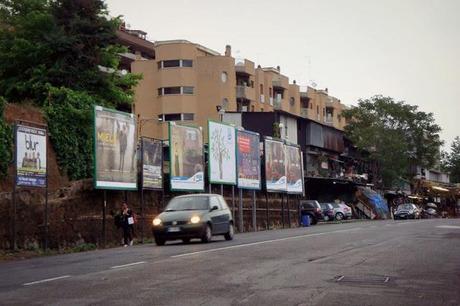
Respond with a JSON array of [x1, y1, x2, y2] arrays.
[[44, 87, 102, 180], [0, 97, 13, 177]]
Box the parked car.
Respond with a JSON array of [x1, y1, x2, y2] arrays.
[[320, 203, 335, 221], [330, 202, 353, 220], [299, 200, 324, 225], [152, 194, 234, 246], [422, 207, 439, 219], [394, 203, 421, 220]]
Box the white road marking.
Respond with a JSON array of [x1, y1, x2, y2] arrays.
[[171, 228, 362, 258], [110, 261, 146, 269], [23, 275, 71, 286], [436, 225, 460, 229]]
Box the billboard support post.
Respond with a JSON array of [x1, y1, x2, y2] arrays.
[[102, 190, 107, 248], [252, 190, 257, 232], [11, 123, 17, 251], [220, 184, 223, 196], [238, 188, 243, 233], [281, 194, 285, 229], [44, 168, 49, 251], [287, 194, 291, 228], [232, 186, 235, 221], [140, 137, 144, 244], [265, 192, 269, 230]]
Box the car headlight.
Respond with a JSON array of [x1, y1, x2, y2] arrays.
[[152, 218, 162, 226], [190, 216, 200, 224]]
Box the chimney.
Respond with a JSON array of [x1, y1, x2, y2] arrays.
[[325, 87, 328, 93], [293, 80, 296, 84], [225, 45, 232, 57], [277, 65, 280, 72], [257, 65, 261, 68]]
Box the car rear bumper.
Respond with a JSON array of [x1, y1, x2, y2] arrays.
[[152, 223, 206, 240]]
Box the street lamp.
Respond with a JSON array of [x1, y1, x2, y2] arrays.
[[216, 105, 226, 122]]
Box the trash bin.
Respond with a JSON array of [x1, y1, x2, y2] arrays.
[[301, 214, 311, 227]]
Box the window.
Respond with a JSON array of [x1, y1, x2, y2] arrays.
[[290, 97, 295, 106], [163, 60, 181, 68], [221, 71, 228, 83], [182, 86, 194, 94], [182, 59, 193, 67], [182, 113, 194, 121], [269, 87, 272, 97], [164, 114, 181, 121], [158, 59, 193, 69], [158, 86, 194, 95], [317, 105, 319, 114], [158, 113, 195, 122], [250, 80, 254, 88], [210, 197, 221, 210], [260, 84, 263, 93], [251, 105, 255, 112]]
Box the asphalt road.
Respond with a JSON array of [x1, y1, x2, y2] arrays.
[[1, 219, 459, 306]]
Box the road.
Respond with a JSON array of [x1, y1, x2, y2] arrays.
[[0, 219, 459, 306]]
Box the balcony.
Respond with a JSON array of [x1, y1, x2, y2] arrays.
[[326, 98, 335, 108], [236, 85, 255, 101], [235, 59, 255, 75], [324, 115, 334, 125], [300, 108, 310, 118]]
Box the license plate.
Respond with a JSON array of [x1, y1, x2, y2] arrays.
[[168, 227, 181, 232]]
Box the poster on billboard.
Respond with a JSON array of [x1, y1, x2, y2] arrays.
[[286, 144, 304, 194], [141, 137, 163, 190], [236, 130, 261, 190], [94, 106, 137, 190], [264, 138, 287, 192], [169, 122, 204, 191], [208, 120, 237, 185], [15, 124, 47, 187]]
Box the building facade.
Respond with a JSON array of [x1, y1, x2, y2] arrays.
[[127, 38, 349, 140]]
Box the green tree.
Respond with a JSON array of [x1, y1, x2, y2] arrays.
[[0, 96, 13, 176], [441, 137, 460, 183], [342, 95, 443, 188], [0, 0, 141, 180]]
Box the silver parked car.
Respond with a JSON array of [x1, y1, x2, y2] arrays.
[[331, 203, 352, 220]]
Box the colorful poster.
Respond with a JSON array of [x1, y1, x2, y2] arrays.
[[94, 106, 137, 190], [286, 144, 303, 194], [208, 121, 236, 185], [264, 138, 287, 192], [16, 124, 47, 187], [142, 138, 163, 190], [236, 130, 261, 190], [169, 122, 204, 191]]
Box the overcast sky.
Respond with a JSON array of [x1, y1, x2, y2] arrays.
[[106, 0, 460, 149]]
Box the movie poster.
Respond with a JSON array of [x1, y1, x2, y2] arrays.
[[142, 138, 163, 190], [208, 121, 236, 185], [94, 106, 137, 190], [264, 138, 287, 192], [169, 122, 204, 191], [286, 144, 304, 194], [16, 124, 47, 187], [236, 130, 261, 190]]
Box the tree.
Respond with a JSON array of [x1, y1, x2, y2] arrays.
[[342, 95, 443, 188], [441, 137, 460, 183], [211, 127, 230, 180], [0, 0, 141, 180]]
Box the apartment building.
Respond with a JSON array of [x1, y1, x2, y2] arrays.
[[129, 38, 348, 140]]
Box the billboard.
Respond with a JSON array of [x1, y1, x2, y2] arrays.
[[286, 144, 304, 194], [169, 122, 204, 191], [94, 106, 137, 190], [208, 121, 236, 185], [16, 124, 47, 187], [141, 138, 163, 190], [264, 138, 287, 192], [236, 130, 261, 190]]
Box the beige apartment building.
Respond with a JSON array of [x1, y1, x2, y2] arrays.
[[128, 32, 348, 140]]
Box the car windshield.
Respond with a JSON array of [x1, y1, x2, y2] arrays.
[[398, 204, 414, 210], [165, 196, 210, 211]]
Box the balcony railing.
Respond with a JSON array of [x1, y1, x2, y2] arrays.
[[274, 97, 282, 109], [236, 85, 255, 101], [300, 108, 310, 118]]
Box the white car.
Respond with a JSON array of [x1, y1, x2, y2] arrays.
[[331, 203, 352, 220]]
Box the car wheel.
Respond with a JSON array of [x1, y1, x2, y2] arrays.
[[335, 212, 344, 221], [154, 236, 166, 246], [182, 238, 191, 244], [201, 224, 212, 243], [311, 216, 318, 225], [224, 223, 234, 241]]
